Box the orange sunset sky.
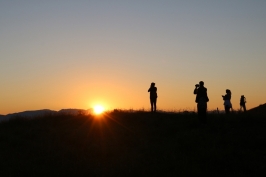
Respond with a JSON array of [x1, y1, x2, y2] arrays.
[[1, 1, 266, 114]]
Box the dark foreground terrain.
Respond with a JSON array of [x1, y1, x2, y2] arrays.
[[0, 111, 266, 176]]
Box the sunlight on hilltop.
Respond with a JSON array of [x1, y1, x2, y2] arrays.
[[93, 105, 105, 115]]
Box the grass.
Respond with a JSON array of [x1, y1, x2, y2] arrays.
[[0, 111, 266, 176]]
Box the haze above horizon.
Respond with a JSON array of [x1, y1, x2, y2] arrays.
[[1, 0, 266, 115]]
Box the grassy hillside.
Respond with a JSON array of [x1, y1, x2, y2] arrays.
[[0, 111, 266, 176]]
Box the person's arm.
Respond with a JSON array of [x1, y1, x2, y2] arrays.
[[193, 88, 198, 94], [148, 88, 151, 92], [205, 88, 209, 102]]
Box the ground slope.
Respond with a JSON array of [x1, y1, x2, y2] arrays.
[[0, 111, 265, 176]]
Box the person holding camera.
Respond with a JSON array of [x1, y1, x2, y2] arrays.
[[240, 95, 246, 112], [222, 89, 232, 114], [148, 82, 158, 112], [193, 81, 209, 124]]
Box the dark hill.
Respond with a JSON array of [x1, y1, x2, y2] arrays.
[[247, 103, 266, 113], [0, 112, 266, 176]]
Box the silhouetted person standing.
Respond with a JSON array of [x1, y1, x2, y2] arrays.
[[240, 95, 246, 112], [194, 81, 209, 124], [222, 89, 232, 114], [148, 82, 157, 112]]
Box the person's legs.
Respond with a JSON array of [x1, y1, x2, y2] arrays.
[[243, 104, 246, 112], [150, 98, 157, 112], [150, 99, 153, 112], [154, 99, 157, 112], [225, 106, 230, 114], [197, 103, 207, 124], [197, 103, 200, 115], [201, 107, 207, 124]]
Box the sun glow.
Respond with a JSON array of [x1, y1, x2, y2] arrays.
[[93, 105, 105, 115]]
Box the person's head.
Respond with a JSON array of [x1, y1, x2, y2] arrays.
[[226, 89, 231, 94], [199, 81, 204, 87], [151, 82, 155, 87], [241, 95, 245, 98]]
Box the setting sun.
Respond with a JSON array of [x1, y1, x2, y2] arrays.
[[93, 105, 105, 115]]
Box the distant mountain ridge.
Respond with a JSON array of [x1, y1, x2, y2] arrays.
[[5, 109, 57, 118], [0, 108, 92, 123], [58, 109, 91, 115]]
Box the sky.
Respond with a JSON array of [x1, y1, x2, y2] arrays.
[[1, 0, 266, 114]]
